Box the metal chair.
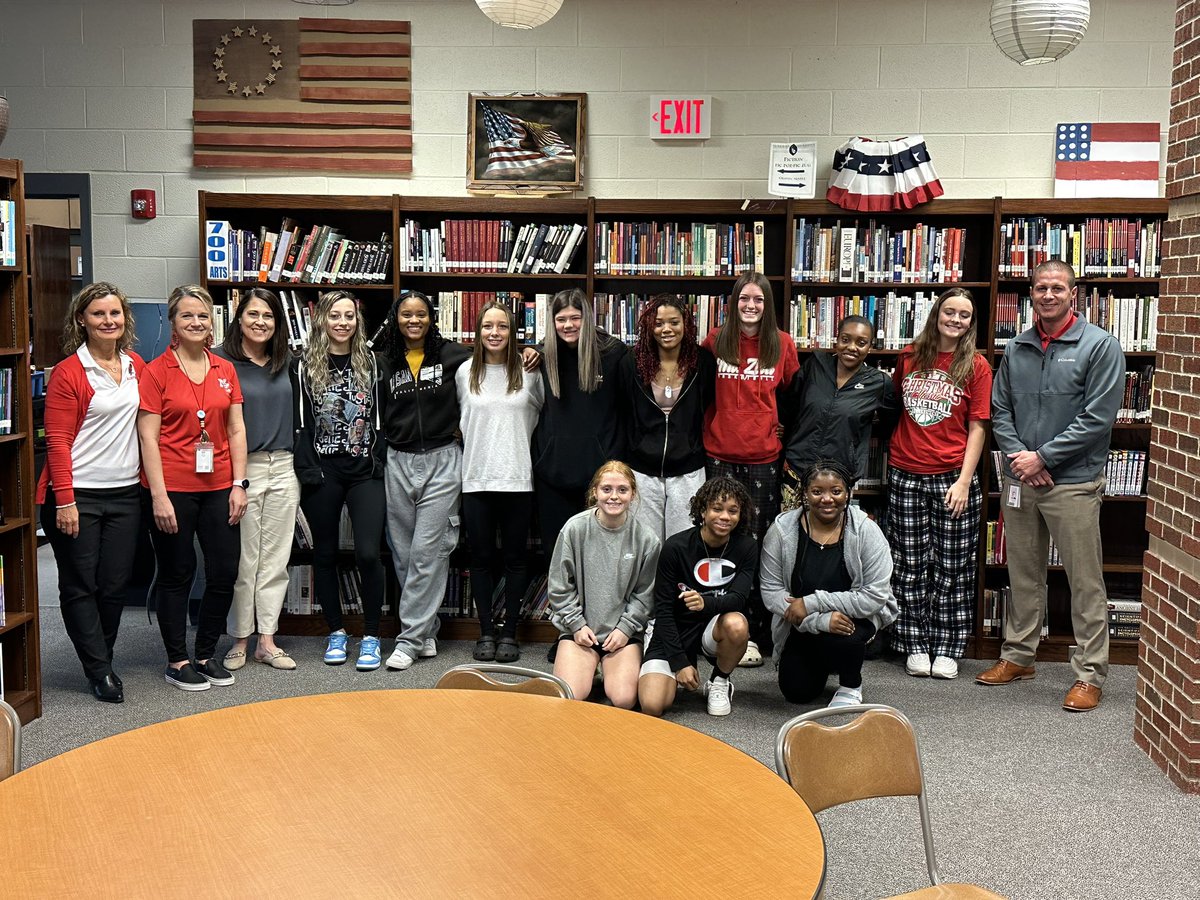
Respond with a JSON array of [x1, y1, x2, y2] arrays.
[[1, 696, 21, 781], [436, 663, 575, 700], [775, 704, 1005, 900]]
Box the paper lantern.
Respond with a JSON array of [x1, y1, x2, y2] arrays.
[[475, 0, 564, 29], [990, 0, 1090, 66]]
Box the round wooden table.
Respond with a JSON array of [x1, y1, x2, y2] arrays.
[[0, 690, 825, 897]]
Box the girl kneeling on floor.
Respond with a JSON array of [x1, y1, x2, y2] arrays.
[[761, 459, 897, 708], [548, 461, 660, 707], [637, 476, 757, 719]]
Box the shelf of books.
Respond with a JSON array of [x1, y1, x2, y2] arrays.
[[0, 158, 41, 722], [785, 199, 998, 354], [981, 198, 1165, 664], [590, 199, 787, 344]]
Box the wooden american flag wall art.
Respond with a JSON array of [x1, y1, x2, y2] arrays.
[[191, 18, 412, 174]]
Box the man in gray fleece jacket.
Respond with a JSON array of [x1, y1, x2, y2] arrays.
[[979, 259, 1123, 713]]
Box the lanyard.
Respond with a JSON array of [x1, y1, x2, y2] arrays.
[[174, 349, 211, 442]]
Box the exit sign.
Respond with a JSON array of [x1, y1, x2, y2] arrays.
[[650, 95, 711, 140]]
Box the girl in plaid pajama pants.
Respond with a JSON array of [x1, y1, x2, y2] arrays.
[[887, 289, 992, 680]]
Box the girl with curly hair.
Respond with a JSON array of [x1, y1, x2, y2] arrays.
[[617, 294, 716, 543]]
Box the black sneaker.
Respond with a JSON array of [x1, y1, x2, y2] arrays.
[[194, 658, 236, 686], [165, 663, 211, 692]]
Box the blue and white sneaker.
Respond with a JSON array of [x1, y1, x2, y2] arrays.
[[324, 631, 348, 666], [357, 636, 382, 671]]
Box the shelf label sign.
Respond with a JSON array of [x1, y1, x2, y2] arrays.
[[205, 220, 231, 281], [650, 95, 711, 140], [768, 142, 817, 199]]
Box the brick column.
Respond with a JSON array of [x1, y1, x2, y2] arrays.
[[1138, 0, 1200, 793]]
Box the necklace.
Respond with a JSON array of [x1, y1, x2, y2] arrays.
[[806, 511, 844, 549], [93, 353, 123, 382], [654, 365, 681, 399]]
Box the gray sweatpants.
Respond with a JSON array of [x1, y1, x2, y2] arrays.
[[385, 444, 462, 657]]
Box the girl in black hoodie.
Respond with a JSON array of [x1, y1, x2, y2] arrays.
[[531, 288, 628, 555]]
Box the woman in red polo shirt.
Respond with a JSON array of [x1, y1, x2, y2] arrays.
[[888, 287, 992, 682], [702, 271, 800, 666], [138, 285, 249, 693], [37, 282, 146, 704]]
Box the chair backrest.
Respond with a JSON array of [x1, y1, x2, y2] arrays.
[[436, 664, 575, 700], [775, 704, 940, 885], [0, 697, 21, 782]]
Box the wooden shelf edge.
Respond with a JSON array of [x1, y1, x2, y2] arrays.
[[971, 634, 1139, 665], [0, 517, 33, 535], [2, 689, 40, 726], [791, 281, 989, 290], [208, 281, 395, 291], [0, 610, 34, 636]]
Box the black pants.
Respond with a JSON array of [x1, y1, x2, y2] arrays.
[[778, 618, 877, 703], [301, 472, 386, 635], [463, 491, 533, 638], [42, 484, 141, 680], [145, 488, 240, 664], [534, 476, 586, 561]]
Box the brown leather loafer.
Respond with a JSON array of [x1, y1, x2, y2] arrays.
[[975, 659, 1036, 685], [1063, 680, 1102, 711]]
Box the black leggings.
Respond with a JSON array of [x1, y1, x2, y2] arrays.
[[462, 491, 533, 638], [301, 472, 386, 635], [144, 488, 240, 664], [778, 618, 877, 703]]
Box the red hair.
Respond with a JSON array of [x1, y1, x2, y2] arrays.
[[633, 294, 699, 385]]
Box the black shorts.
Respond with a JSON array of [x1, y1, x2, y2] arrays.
[[557, 632, 642, 657]]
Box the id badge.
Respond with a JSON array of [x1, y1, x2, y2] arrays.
[[195, 441, 215, 474], [1006, 481, 1021, 509]]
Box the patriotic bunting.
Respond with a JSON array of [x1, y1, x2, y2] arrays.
[[826, 135, 944, 212]]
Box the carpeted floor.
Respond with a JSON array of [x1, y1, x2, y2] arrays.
[[18, 549, 1200, 900]]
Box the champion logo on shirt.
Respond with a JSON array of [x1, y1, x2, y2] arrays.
[[694, 557, 737, 588]]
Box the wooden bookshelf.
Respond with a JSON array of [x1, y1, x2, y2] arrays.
[[197, 193, 1160, 660], [0, 158, 41, 722]]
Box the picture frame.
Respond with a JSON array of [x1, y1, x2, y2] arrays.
[[467, 92, 586, 191]]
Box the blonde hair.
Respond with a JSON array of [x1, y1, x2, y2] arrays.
[[585, 460, 638, 508], [303, 290, 374, 400], [61, 281, 136, 354]]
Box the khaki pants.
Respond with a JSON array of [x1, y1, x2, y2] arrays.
[[227, 450, 301, 639], [1000, 475, 1108, 686]]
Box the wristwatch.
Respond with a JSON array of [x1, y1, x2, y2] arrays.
[[235, 479, 250, 489]]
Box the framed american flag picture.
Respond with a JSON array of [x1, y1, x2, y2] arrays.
[[467, 93, 585, 191]]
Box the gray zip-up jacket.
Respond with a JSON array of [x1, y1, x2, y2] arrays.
[[991, 316, 1123, 484], [761, 506, 898, 659]]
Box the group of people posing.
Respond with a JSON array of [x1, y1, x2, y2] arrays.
[[43, 258, 1121, 715]]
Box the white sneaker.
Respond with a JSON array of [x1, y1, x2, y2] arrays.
[[418, 637, 438, 659], [828, 686, 863, 708], [931, 656, 959, 679], [737, 640, 764, 668], [704, 677, 734, 716], [905, 652, 932, 677], [386, 646, 415, 671]]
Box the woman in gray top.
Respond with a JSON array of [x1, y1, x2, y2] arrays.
[[218, 288, 301, 671], [761, 459, 898, 707], [548, 461, 660, 707]]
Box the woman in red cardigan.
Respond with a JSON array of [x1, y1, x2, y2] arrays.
[[36, 282, 146, 704]]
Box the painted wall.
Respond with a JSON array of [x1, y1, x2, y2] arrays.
[[0, 0, 1175, 298]]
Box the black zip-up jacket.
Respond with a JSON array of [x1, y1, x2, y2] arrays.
[[293, 354, 386, 485], [783, 351, 898, 481], [531, 336, 628, 490], [617, 347, 716, 478], [377, 342, 472, 452]]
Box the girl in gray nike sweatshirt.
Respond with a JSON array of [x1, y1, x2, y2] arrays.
[[549, 461, 661, 707]]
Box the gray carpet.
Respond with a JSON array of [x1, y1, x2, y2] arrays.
[[21, 548, 1200, 900]]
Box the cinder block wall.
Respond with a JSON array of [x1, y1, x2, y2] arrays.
[[0, 0, 1175, 297]]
